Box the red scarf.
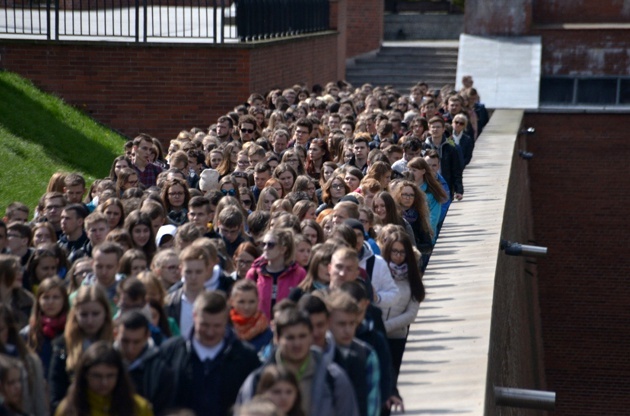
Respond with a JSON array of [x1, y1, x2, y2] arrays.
[[230, 309, 269, 341], [41, 314, 67, 339]]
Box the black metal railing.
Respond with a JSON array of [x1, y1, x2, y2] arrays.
[[236, 0, 329, 41], [0, 0, 330, 42]]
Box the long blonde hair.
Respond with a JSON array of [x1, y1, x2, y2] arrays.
[[64, 286, 113, 372]]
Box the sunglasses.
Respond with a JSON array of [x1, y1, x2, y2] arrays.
[[262, 241, 277, 249], [240, 128, 255, 134], [242, 199, 252, 205], [454, 121, 466, 125], [221, 189, 236, 196]]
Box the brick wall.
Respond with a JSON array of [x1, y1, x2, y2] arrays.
[[533, 0, 630, 24], [248, 34, 340, 95], [485, 134, 546, 416], [0, 34, 338, 141], [464, 0, 532, 35], [465, 0, 630, 35], [526, 113, 630, 415], [345, 0, 382, 58], [532, 29, 630, 76]]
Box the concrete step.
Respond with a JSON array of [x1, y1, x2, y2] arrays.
[[377, 47, 459, 57], [346, 43, 459, 92], [358, 57, 458, 66], [346, 71, 455, 84], [348, 78, 456, 91], [352, 60, 458, 69]]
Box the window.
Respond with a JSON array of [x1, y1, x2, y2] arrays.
[[540, 76, 630, 106], [576, 79, 617, 104]]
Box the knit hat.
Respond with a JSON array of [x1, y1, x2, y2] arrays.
[[344, 218, 365, 235]]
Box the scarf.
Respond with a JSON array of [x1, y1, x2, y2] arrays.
[[403, 208, 419, 225], [41, 314, 67, 339], [230, 309, 269, 341], [168, 208, 188, 226], [388, 262, 408, 281]]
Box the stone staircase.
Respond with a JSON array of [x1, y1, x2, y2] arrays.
[[346, 41, 459, 93]]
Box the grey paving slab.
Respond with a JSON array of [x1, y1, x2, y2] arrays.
[[395, 110, 524, 415], [456, 34, 541, 109]]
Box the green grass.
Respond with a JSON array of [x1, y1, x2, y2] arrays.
[[0, 71, 127, 213]]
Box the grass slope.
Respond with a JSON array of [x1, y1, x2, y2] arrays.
[[0, 71, 126, 213]]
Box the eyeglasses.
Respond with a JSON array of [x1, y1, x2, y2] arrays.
[[262, 241, 277, 249], [221, 189, 236, 196], [391, 249, 406, 257], [401, 193, 415, 199], [237, 160, 250, 166], [332, 184, 344, 190], [240, 128, 255, 134]]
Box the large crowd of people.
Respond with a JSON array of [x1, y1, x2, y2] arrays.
[[0, 76, 488, 416]]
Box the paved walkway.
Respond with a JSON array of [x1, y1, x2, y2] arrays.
[[396, 109, 524, 415]]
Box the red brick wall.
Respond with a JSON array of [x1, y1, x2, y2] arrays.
[[526, 113, 630, 415], [484, 133, 546, 416], [533, 0, 630, 24], [0, 34, 338, 141], [532, 29, 630, 76], [345, 0, 382, 58], [248, 34, 340, 94], [464, 0, 532, 35]]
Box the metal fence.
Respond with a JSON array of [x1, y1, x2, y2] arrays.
[[0, 0, 330, 42], [236, 0, 329, 41]]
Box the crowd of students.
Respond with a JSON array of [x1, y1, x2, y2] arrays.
[[0, 76, 488, 416]]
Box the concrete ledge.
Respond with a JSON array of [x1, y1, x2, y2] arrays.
[[397, 110, 525, 415]]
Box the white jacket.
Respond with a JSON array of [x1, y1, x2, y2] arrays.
[[382, 277, 420, 339], [358, 242, 399, 310]]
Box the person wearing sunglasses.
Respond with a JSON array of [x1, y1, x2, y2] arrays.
[[238, 114, 258, 143], [245, 228, 306, 319], [239, 187, 255, 214], [451, 114, 474, 167]]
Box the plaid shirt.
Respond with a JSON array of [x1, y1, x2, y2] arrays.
[[134, 162, 163, 188]]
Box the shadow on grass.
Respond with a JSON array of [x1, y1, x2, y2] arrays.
[[0, 73, 122, 177]]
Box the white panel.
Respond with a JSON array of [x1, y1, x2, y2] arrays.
[[456, 34, 542, 109]]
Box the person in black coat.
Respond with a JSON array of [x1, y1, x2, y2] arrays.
[[160, 291, 261, 416], [423, 116, 464, 200], [114, 311, 175, 414]]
